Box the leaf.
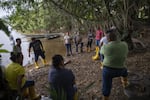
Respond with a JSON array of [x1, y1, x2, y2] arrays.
[[0, 44, 4, 48], [0, 18, 10, 36], [0, 49, 9, 53]]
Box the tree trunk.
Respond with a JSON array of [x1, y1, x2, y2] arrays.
[[122, 30, 134, 50]]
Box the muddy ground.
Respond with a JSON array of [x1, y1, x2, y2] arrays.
[[25, 32, 150, 100]]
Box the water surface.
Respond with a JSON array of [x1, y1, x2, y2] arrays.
[[0, 30, 65, 67]]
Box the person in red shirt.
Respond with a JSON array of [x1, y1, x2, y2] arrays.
[[95, 27, 103, 46]]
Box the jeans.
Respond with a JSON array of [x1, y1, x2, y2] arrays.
[[65, 44, 72, 55], [102, 66, 128, 96], [87, 39, 93, 48], [95, 40, 100, 46], [75, 43, 83, 52]]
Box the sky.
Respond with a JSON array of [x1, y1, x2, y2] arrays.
[[0, 8, 33, 66], [0, 8, 11, 18]]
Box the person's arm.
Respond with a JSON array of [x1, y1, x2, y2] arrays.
[[100, 45, 105, 55], [17, 74, 24, 94], [99, 38, 104, 47], [39, 40, 44, 51], [13, 45, 17, 54], [74, 36, 77, 44], [16, 66, 26, 94]]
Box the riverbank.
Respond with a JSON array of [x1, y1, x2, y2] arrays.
[[25, 32, 150, 100]]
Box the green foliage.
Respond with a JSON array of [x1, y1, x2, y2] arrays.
[[0, 0, 74, 33], [0, 0, 149, 36], [0, 18, 10, 36], [46, 81, 95, 99], [46, 85, 67, 100], [0, 44, 9, 53], [50, 89, 67, 100]]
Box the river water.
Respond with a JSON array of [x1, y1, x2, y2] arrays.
[[0, 30, 66, 67]]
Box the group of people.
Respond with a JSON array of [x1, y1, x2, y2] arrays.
[[13, 37, 47, 68], [63, 27, 106, 57], [63, 29, 95, 56], [63, 27, 129, 100], [0, 37, 48, 100], [0, 26, 129, 100]]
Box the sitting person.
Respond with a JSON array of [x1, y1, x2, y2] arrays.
[[0, 66, 10, 100], [48, 54, 77, 100], [4, 52, 40, 100], [86, 29, 94, 52]]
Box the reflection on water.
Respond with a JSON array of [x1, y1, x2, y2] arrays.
[[38, 38, 66, 65], [0, 30, 65, 67]]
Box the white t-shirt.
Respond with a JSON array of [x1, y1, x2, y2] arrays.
[[64, 35, 71, 44], [100, 36, 108, 46]]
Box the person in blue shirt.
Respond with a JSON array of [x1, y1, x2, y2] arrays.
[[48, 54, 77, 100]]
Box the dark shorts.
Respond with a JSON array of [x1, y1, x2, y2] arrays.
[[22, 80, 35, 89], [34, 50, 45, 62]]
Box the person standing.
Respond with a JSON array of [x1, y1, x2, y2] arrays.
[[74, 31, 83, 53], [28, 37, 47, 69], [100, 30, 129, 100], [99, 31, 109, 69], [64, 32, 73, 56], [95, 27, 103, 46], [13, 38, 23, 65], [86, 29, 94, 52], [48, 54, 77, 100]]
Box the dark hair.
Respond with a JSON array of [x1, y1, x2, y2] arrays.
[[106, 29, 117, 41], [16, 38, 21, 42], [31, 37, 36, 41], [10, 52, 22, 62], [106, 29, 114, 34], [52, 54, 64, 69]]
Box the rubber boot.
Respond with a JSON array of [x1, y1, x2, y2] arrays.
[[95, 46, 99, 52], [88, 47, 91, 52], [90, 47, 92, 51], [28, 86, 40, 100], [121, 77, 129, 88], [102, 96, 109, 100], [22, 88, 29, 98], [35, 62, 39, 69], [86, 47, 89, 52], [42, 59, 47, 66]]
